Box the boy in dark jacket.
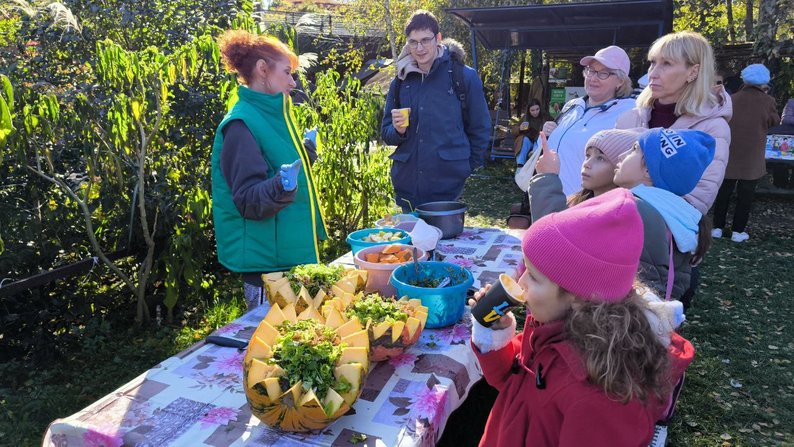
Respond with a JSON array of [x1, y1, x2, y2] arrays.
[[380, 10, 490, 211]]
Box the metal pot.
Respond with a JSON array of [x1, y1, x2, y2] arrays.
[[415, 201, 467, 239]]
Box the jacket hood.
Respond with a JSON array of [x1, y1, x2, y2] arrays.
[[395, 38, 466, 80], [675, 85, 733, 128]]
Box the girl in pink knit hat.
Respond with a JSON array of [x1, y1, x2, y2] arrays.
[[470, 188, 694, 447]]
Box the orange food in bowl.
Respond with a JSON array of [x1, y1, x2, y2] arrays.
[[363, 244, 414, 264]]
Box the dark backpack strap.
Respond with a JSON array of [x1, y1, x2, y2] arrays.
[[392, 77, 403, 110], [449, 58, 469, 129]]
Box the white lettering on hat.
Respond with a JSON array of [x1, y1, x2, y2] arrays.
[[659, 129, 686, 158]]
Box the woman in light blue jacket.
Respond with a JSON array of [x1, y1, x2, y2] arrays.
[[544, 46, 636, 195]]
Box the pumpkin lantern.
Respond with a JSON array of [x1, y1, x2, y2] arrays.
[[242, 303, 370, 432]]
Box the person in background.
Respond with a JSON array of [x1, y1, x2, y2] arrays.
[[211, 30, 327, 309], [469, 188, 694, 447], [542, 46, 636, 196], [512, 98, 548, 166], [768, 99, 794, 189], [381, 10, 490, 212], [712, 64, 780, 243]]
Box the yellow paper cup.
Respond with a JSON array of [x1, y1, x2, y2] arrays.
[[397, 108, 410, 128]]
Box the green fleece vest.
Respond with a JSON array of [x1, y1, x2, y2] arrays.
[[211, 86, 327, 273]]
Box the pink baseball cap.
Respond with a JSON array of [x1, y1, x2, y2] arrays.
[[580, 45, 631, 75]]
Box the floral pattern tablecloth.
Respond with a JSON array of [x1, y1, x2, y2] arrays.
[[43, 227, 524, 447]]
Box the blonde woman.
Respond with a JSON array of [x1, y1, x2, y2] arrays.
[[616, 31, 732, 216]]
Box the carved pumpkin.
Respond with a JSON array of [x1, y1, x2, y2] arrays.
[[242, 303, 369, 432], [263, 264, 367, 314], [322, 293, 429, 362]]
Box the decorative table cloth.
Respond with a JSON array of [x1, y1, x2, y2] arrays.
[[44, 227, 523, 447]]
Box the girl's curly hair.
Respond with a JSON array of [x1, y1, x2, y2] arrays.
[[564, 289, 671, 404], [217, 30, 298, 85]]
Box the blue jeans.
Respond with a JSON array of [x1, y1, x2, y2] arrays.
[[517, 137, 536, 165]]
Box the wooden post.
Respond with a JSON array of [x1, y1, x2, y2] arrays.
[[517, 51, 526, 117]]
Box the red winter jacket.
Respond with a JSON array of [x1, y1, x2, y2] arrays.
[[472, 319, 695, 447]]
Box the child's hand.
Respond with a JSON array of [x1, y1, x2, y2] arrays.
[[468, 283, 513, 330], [535, 132, 560, 174]]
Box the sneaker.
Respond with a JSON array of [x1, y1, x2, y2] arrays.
[[731, 231, 750, 243], [711, 228, 723, 238]]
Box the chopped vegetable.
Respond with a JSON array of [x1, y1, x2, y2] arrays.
[[286, 264, 346, 296], [344, 293, 409, 325], [270, 319, 345, 400], [362, 230, 405, 242]]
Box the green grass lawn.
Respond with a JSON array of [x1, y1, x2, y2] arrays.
[[1, 160, 793, 446]]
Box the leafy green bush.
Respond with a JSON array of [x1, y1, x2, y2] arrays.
[[294, 68, 394, 260]]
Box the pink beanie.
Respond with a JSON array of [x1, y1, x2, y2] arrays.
[[522, 188, 643, 302], [586, 128, 643, 166]]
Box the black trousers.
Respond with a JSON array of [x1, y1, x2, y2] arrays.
[[713, 179, 758, 233]]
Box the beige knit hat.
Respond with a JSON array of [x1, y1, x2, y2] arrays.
[[585, 128, 643, 166]]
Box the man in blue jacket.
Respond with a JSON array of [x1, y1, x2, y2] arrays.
[[381, 10, 491, 212]]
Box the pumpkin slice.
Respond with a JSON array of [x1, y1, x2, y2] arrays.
[[335, 317, 363, 339], [405, 316, 421, 338], [282, 380, 303, 408], [263, 304, 286, 327], [248, 336, 273, 360], [281, 303, 298, 322], [298, 389, 328, 422], [354, 270, 368, 289], [414, 310, 429, 328], [297, 286, 313, 309], [263, 272, 284, 282], [322, 388, 346, 417], [372, 320, 392, 340], [335, 278, 357, 295], [254, 320, 279, 347], [312, 288, 327, 309], [330, 284, 347, 299], [341, 330, 369, 349], [338, 346, 368, 365], [324, 307, 345, 329], [248, 358, 272, 386], [334, 363, 364, 405], [391, 320, 406, 343], [297, 305, 322, 321], [264, 377, 282, 402], [277, 282, 298, 304]]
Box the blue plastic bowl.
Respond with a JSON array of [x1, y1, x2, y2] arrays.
[[390, 261, 474, 328], [346, 228, 411, 255]]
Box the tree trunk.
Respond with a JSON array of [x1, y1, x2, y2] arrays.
[[726, 0, 736, 41], [745, 0, 754, 38], [753, 0, 780, 66], [383, 0, 398, 62]]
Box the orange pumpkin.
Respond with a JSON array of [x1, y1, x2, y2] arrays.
[[242, 304, 369, 432], [322, 294, 429, 362], [263, 265, 367, 314]]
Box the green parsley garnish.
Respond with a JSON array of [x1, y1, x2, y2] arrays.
[[270, 319, 345, 400], [344, 293, 409, 325], [286, 264, 346, 296]]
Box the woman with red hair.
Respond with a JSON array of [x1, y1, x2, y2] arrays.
[[211, 30, 326, 309]]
